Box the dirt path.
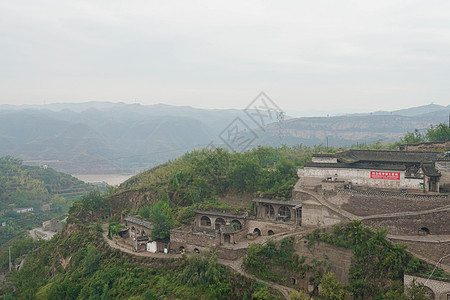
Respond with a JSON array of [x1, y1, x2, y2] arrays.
[[28, 228, 58, 241], [218, 257, 297, 300], [101, 224, 180, 259], [102, 223, 301, 299]]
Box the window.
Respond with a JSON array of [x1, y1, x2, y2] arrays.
[[278, 206, 291, 221], [200, 216, 211, 227], [232, 220, 242, 230]]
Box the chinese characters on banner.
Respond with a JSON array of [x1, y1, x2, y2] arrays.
[[370, 171, 400, 180]]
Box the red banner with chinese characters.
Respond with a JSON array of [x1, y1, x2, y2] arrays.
[[370, 171, 400, 180]]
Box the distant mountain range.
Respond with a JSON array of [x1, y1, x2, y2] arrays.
[[0, 102, 448, 175]]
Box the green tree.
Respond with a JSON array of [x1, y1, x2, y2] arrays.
[[289, 290, 309, 300], [400, 129, 425, 144], [404, 279, 428, 300], [83, 245, 101, 276], [179, 253, 220, 286], [149, 200, 174, 241], [320, 272, 348, 300], [138, 205, 151, 219], [426, 123, 450, 142]]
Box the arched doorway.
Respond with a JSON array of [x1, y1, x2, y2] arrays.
[[268, 230, 274, 236], [278, 206, 291, 221], [224, 234, 231, 243], [266, 204, 275, 219], [423, 286, 435, 299], [200, 216, 212, 227], [141, 230, 146, 236], [231, 220, 242, 230], [179, 246, 185, 254], [215, 218, 226, 230], [194, 248, 200, 253], [253, 228, 261, 236]]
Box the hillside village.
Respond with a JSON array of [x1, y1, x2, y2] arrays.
[[106, 143, 450, 299]]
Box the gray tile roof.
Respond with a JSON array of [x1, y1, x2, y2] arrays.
[[124, 216, 153, 229], [336, 150, 443, 164]]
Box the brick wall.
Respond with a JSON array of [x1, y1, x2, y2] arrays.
[[362, 210, 450, 235]]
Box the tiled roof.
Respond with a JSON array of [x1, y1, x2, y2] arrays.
[[124, 216, 153, 229], [336, 150, 443, 164], [420, 163, 441, 177]]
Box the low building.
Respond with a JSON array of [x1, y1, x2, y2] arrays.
[[14, 207, 34, 213], [303, 150, 449, 193], [252, 198, 302, 226], [42, 219, 63, 233], [124, 216, 153, 252], [170, 210, 249, 256]]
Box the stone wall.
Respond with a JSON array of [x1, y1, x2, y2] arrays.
[[404, 274, 450, 300], [293, 239, 353, 284], [389, 238, 450, 270], [362, 210, 450, 235], [400, 141, 450, 152], [127, 222, 152, 239], [301, 199, 344, 227], [170, 227, 220, 250], [246, 220, 296, 236], [436, 160, 450, 192], [338, 193, 450, 216]]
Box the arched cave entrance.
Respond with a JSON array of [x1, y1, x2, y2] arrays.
[[224, 234, 231, 244], [200, 216, 212, 227], [231, 220, 242, 230], [419, 227, 430, 235], [278, 206, 291, 221], [253, 228, 261, 236], [268, 230, 274, 236]]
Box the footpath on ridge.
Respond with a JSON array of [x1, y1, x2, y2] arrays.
[[101, 223, 303, 299]]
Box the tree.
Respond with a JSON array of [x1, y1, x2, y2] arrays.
[[320, 272, 348, 300], [149, 201, 174, 241], [404, 279, 429, 300], [426, 123, 450, 142], [400, 129, 425, 144], [289, 290, 309, 300], [138, 205, 151, 219], [179, 252, 220, 286]]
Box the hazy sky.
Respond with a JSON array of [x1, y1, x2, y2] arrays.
[[1, 0, 449, 113]]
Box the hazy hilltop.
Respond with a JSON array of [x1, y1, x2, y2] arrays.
[[253, 104, 450, 148], [0, 102, 448, 175]]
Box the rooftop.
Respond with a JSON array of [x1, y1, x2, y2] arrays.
[[336, 149, 443, 164], [194, 210, 248, 219], [252, 198, 302, 207], [124, 216, 153, 229]]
